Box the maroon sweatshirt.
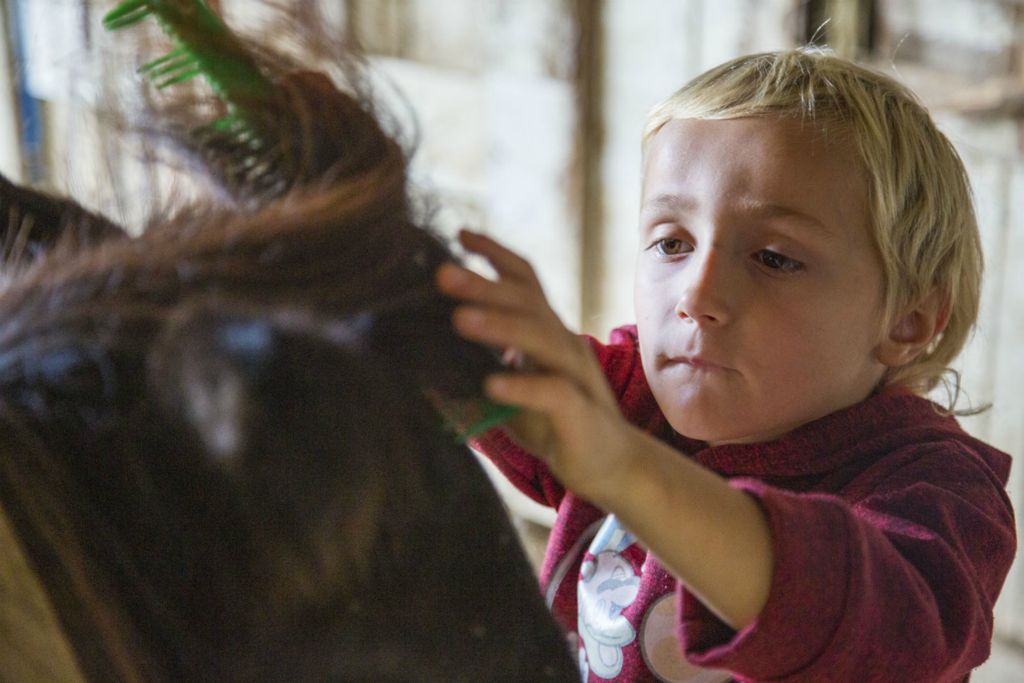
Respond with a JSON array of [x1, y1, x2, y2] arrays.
[[474, 326, 1016, 682]]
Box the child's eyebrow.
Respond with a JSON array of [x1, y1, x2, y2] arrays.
[[735, 200, 836, 239], [640, 194, 695, 214], [641, 194, 835, 239]]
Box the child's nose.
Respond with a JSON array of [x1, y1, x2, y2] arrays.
[[675, 247, 732, 326]]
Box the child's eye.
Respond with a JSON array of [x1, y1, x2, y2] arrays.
[[655, 238, 689, 256], [755, 249, 803, 273]]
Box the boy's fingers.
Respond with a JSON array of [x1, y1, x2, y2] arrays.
[[453, 307, 599, 391], [457, 230, 541, 285], [445, 230, 614, 405], [453, 307, 569, 367], [435, 262, 542, 311], [484, 372, 583, 417]]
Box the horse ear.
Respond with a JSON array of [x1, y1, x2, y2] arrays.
[[0, 172, 126, 265]]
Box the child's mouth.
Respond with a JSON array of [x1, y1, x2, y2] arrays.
[[661, 353, 731, 372]]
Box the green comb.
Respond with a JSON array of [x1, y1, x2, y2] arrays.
[[104, 0, 272, 100], [103, 0, 283, 194], [438, 397, 521, 444]]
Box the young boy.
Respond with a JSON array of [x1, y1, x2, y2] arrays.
[[437, 48, 1016, 682]]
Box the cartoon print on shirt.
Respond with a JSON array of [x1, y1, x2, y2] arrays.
[[577, 515, 641, 679]]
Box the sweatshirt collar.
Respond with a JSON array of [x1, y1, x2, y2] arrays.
[[668, 392, 963, 478]]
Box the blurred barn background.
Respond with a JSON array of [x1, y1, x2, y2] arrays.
[[1, 1, 1021, 679]]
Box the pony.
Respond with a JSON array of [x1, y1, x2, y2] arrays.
[[0, 7, 577, 681]]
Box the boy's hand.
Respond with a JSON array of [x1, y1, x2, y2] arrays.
[[438, 231, 775, 630], [436, 230, 637, 506]]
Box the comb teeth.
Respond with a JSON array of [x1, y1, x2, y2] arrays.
[[140, 48, 194, 77], [103, 0, 153, 30], [429, 391, 521, 443], [103, 0, 282, 199], [139, 45, 206, 89], [155, 67, 204, 88], [191, 118, 289, 198], [104, 0, 273, 97], [457, 403, 520, 442]]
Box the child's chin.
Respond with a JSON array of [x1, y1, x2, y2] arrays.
[[666, 414, 740, 443], [666, 408, 783, 445]]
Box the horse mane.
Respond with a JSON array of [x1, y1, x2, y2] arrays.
[[0, 6, 576, 680]]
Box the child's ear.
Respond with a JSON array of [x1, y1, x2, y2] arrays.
[[875, 289, 951, 368]]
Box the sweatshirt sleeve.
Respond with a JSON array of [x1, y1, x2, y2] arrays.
[[679, 443, 1017, 682], [470, 427, 565, 508]]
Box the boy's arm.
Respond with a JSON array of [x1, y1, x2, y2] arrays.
[[605, 427, 774, 628], [437, 229, 773, 629]]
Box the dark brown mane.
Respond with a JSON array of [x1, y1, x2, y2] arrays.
[[0, 11, 576, 681]]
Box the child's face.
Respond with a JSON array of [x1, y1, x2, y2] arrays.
[[635, 117, 888, 444]]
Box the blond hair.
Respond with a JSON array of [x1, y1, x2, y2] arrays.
[[644, 48, 982, 402]]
